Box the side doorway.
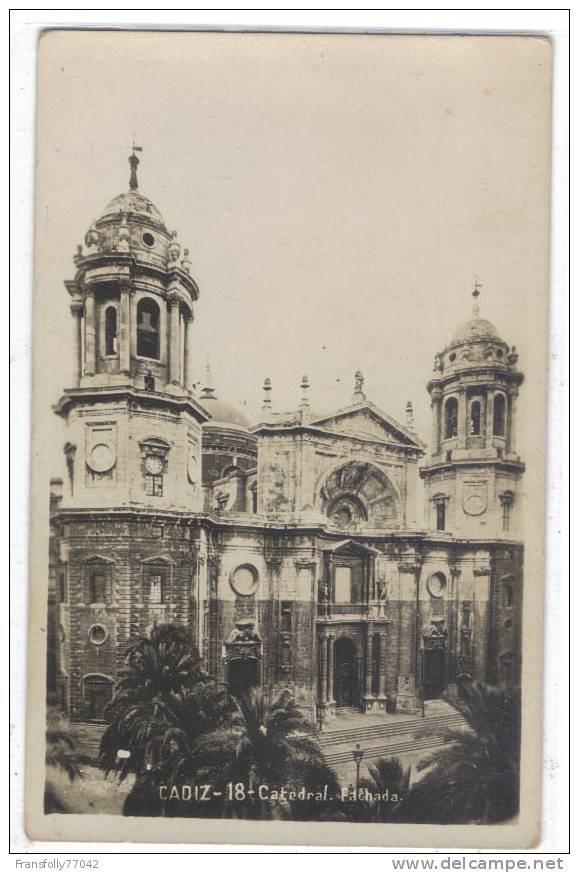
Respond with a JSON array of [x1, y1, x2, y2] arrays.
[[333, 637, 359, 708]]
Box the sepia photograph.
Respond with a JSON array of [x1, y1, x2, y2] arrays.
[[24, 29, 553, 848]]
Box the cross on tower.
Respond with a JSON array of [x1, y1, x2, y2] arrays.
[[472, 276, 482, 314], [128, 143, 143, 190]]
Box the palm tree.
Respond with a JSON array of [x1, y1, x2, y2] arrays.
[[226, 688, 342, 820], [44, 704, 82, 813], [400, 680, 521, 824], [353, 756, 411, 822], [99, 623, 225, 782]]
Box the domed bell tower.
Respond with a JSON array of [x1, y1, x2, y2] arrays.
[[54, 150, 209, 512], [420, 284, 525, 538]]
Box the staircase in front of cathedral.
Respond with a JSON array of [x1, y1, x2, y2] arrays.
[[318, 700, 468, 767]]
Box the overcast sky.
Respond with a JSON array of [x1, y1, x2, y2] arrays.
[[34, 31, 551, 480]]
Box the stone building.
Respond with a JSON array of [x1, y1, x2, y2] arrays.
[[48, 155, 525, 730]]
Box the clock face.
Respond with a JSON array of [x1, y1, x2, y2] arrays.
[[145, 454, 164, 475]]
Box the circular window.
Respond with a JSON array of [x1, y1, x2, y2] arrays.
[[231, 565, 259, 597], [449, 352, 457, 363], [426, 572, 447, 598], [88, 624, 108, 646], [504, 619, 513, 631], [142, 232, 155, 247]]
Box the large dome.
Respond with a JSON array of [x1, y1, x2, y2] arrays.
[[201, 395, 251, 429], [450, 316, 501, 345], [100, 190, 166, 229]]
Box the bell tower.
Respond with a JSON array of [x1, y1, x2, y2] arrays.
[[54, 150, 209, 512], [420, 284, 525, 538]]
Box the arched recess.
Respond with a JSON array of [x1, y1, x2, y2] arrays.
[[82, 673, 114, 721], [316, 460, 400, 529]]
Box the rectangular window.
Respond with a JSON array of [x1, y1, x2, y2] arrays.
[[281, 602, 292, 633], [149, 574, 164, 604], [58, 568, 68, 603], [436, 501, 446, 531], [502, 504, 511, 531], [503, 583, 514, 607], [146, 474, 163, 496], [90, 572, 107, 603], [334, 566, 352, 603]]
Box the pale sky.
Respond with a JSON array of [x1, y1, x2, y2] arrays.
[[34, 31, 551, 481]]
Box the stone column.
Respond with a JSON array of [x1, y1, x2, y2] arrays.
[[431, 388, 442, 456], [362, 624, 374, 711], [457, 388, 467, 448], [119, 282, 131, 376], [396, 562, 421, 711], [183, 313, 194, 392], [326, 634, 334, 703], [486, 389, 495, 441], [380, 630, 388, 698], [129, 291, 137, 361], [473, 566, 492, 681], [508, 389, 518, 454], [447, 566, 462, 693], [168, 294, 181, 385], [83, 290, 96, 376], [318, 634, 328, 705], [70, 302, 83, 386]]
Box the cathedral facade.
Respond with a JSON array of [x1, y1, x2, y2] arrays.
[[48, 155, 525, 731]]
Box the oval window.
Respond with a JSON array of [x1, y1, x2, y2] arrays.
[[231, 565, 259, 597], [426, 572, 447, 598], [142, 232, 155, 247], [88, 624, 108, 646]]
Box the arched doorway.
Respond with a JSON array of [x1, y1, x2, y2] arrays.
[[334, 637, 359, 708], [227, 657, 260, 703], [422, 649, 446, 700]]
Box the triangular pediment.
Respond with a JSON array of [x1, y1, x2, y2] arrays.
[[309, 401, 425, 450]]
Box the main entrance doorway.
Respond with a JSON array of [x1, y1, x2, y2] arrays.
[[422, 648, 446, 700], [228, 657, 259, 703], [333, 637, 359, 708]]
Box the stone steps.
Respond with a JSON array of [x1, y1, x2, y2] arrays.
[[324, 735, 451, 767], [319, 710, 465, 747]]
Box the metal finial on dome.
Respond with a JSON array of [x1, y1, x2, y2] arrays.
[[406, 400, 415, 431], [200, 361, 216, 401], [262, 377, 272, 412], [472, 276, 482, 316], [299, 375, 310, 410], [129, 144, 143, 191]]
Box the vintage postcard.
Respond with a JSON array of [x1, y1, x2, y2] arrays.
[[26, 30, 552, 847]]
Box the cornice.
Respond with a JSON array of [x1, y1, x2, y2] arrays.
[[53, 385, 210, 423], [420, 458, 526, 477]]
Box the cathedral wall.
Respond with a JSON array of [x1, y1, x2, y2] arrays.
[[202, 529, 319, 716], [61, 402, 203, 513], [58, 515, 197, 721], [257, 429, 417, 531]]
